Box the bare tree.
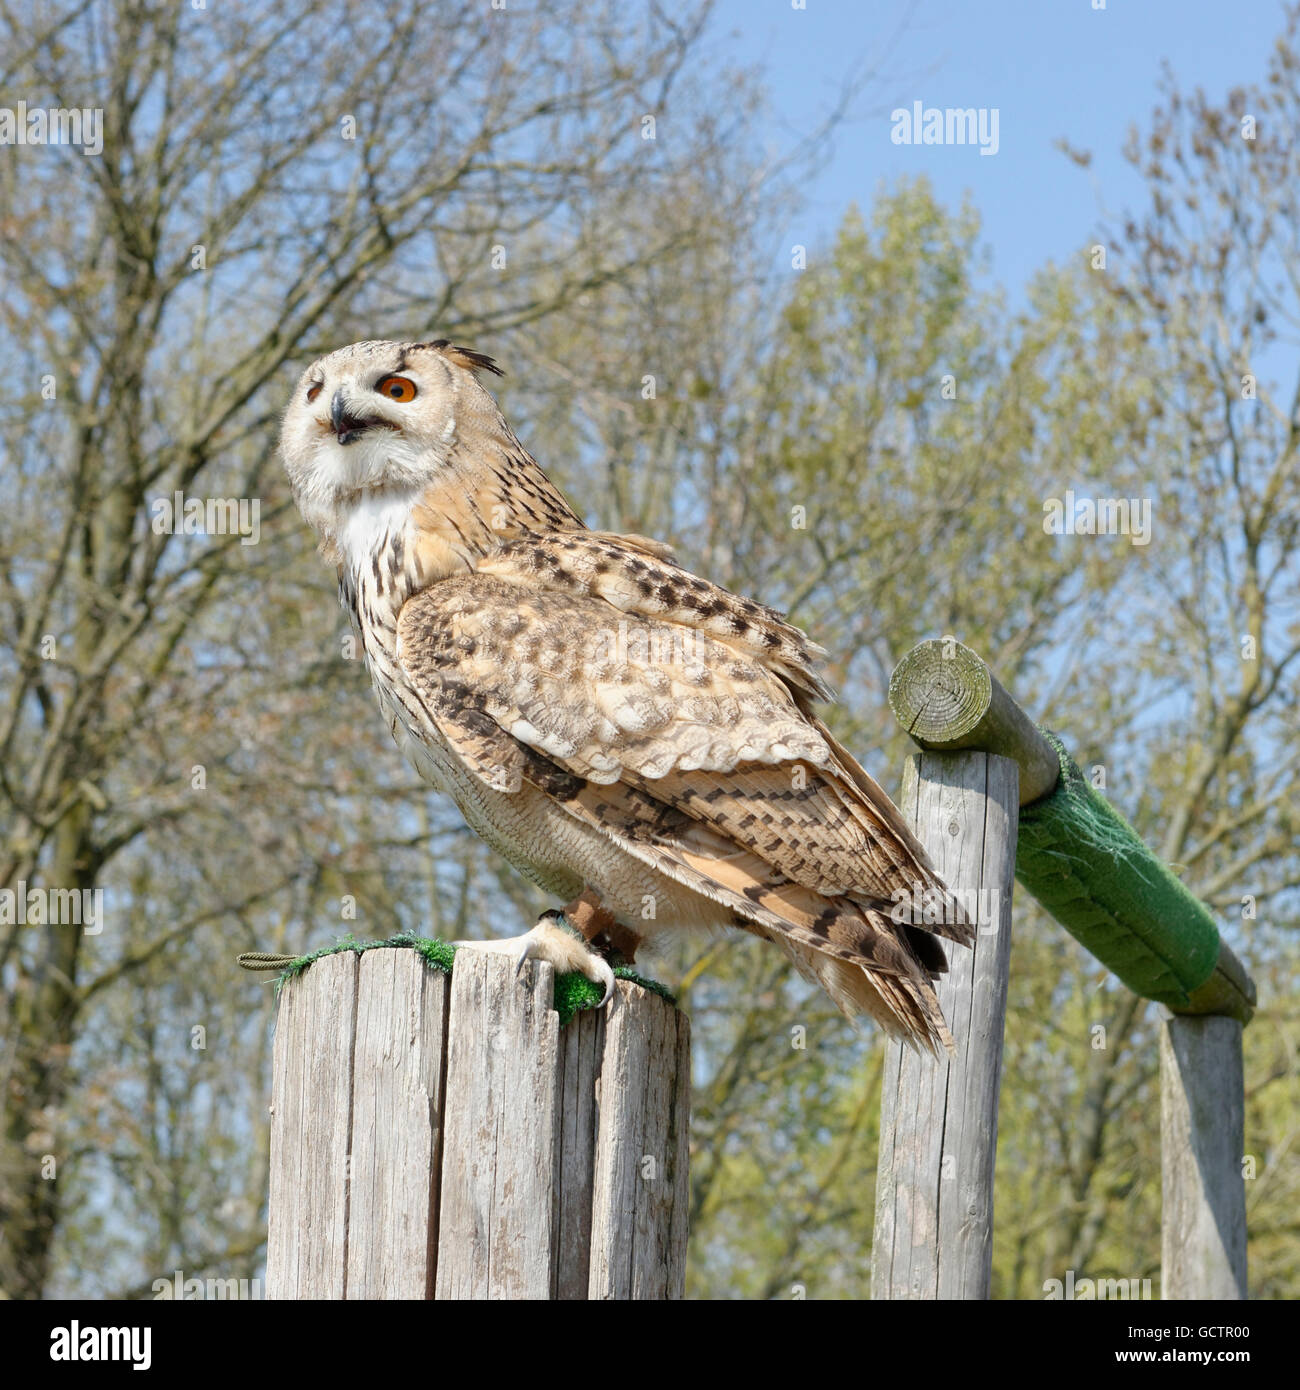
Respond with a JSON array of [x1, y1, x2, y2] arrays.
[[0, 0, 769, 1298]]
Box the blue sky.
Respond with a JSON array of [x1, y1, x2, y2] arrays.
[[716, 0, 1285, 297]]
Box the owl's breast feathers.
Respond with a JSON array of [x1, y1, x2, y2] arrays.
[[389, 527, 971, 1052]]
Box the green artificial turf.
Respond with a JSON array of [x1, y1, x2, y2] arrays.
[[1015, 733, 1222, 1008], [272, 932, 675, 1026]]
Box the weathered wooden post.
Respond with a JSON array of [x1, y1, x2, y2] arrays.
[[1160, 888, 1255, 1300], [872, 642, 1043, 1298], [265, 947, 690, 1299], [1159, 1016, 1248, 1299], [877, 638, 1256, 1302], [871, 749, 1019, 1298]]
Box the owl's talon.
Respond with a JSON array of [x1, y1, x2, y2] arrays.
[[591, 955, 615, 1009], [454, 919, 616, 1010]]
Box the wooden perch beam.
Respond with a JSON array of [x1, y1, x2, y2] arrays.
[[1171, 938, 1256, 1023]]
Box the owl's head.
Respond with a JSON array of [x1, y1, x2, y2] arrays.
[[279, 337, 506, 538]]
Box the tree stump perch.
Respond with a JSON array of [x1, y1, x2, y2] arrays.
[[266, 948, 690, 1299]]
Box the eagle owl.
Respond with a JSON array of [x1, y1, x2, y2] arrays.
[[280, 339, 970, 1052]]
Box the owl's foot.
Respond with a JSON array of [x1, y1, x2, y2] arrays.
[[453, 914, 615, 1007]]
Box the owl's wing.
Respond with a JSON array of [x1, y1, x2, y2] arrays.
[[474, 530, 834, 703], [394, 543, 968, 946]]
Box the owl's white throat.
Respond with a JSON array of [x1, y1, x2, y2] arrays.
[[336, 486, 421, 579]]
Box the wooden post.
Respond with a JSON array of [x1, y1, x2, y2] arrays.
[[1160, 1016, 1248, 1299], [265, 948, 691, 1299], [872, 750, 1019, 1299]]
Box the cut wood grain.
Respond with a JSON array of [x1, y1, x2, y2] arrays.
[[587, 983, 691, 1299], [434, 950, 563, 1299], [888, 639, 1060, 806], [266, 951, 357, 1299], [347, 951, 449, 1298]]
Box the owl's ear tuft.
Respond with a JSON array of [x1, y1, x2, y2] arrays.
[[418, 340, 504, 378]]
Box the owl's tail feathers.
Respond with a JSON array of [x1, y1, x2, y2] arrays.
[[767, 920, 956, 1057], [560, 793, 961, 1052], [667, 842, 959, 1054], [901, 923, 952, 977]]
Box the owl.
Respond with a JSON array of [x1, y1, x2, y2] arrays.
[[280, 339, 971, 1052]]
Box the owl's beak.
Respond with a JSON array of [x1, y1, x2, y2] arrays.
[[330, 389, 381, 446]]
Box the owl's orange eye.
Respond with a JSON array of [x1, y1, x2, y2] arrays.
[[376, 375, 418, 403], [306, 382, 323, 402]]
